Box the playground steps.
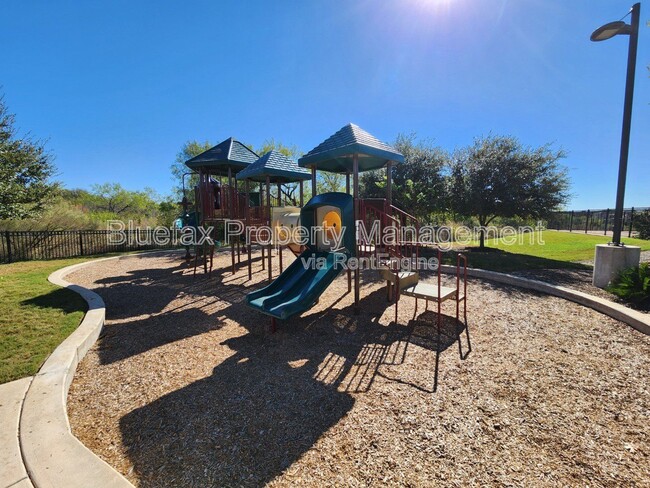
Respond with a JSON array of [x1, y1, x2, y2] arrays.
[[380, 267, 420, 291], [401, 282, 461, 302]]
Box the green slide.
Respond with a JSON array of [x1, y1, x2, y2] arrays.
[[246, 250, 345, 320]]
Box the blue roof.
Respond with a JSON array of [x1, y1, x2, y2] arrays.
[[185, 137, 259, 174], [236, 150, 311, 183], [298, 123, 403, 173]]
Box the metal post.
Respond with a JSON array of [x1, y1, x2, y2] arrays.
[[353, 154, 360, 310], [5, 231, 12, 263], [299, 181, 304, 207], [260, 180, 265, 272], [228, 167, 233, 219], [227, 169, 235, 274], [233, 177, 240, 264], [346, 173, 350, 194], [386, 161, 392, 207], [278, 182, 283, 271], [311, 166, 317, 197], [611, 3, 640, 245], [267, 175, 272, 281], [246, 179, 252, 280], [629, 207, 635, 237]]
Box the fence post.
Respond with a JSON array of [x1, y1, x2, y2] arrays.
[[629, 207, 634, 238], [78, 231, 84, 256], [585, 210, 590, 234], [604, 208, 610, 236], [5, 231, 11, 263], [569, 211, 574, 232]]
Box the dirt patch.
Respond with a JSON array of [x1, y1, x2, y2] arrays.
[[66, 250, 650, 487]]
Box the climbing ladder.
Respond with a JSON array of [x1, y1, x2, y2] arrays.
[[357, 198, 421, 299], [395, 248, 468, 334], [357, 199, 469, 347]]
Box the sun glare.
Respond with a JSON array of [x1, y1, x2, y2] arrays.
[[412, 0, 456, 13]]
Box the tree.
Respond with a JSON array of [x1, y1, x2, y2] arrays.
[[0, 96, 59, 219], [79, 183, 160, 224], [170, 140, 212, 200], [0, 197, 95, 231], [450, 135, 570, 249], [317, 172, 345, 194], [256, 138, 300, 160], [634, 210, 650, 240], [157, 198, 181, 228], [360, 133, 449, 222], [255, 138, 315, 205], [259, 139, 346, 199]]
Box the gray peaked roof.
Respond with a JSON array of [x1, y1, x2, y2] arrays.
[[184, 137, 259, 174], [298, 123, 404, 173], [236, 150, 311, 183]]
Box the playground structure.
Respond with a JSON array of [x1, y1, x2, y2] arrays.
[[183, 124, 469, 365], [184, 137, 259, 274], [185, 140, 309, 277], [236, 150, 311, 280], [244, 124, 469, 354]]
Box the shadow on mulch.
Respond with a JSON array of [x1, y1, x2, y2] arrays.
[[94, 257, 266, 365], [118, 285, 470, 487], [431, 246, 591, 273], [97, 307, 226, 365]]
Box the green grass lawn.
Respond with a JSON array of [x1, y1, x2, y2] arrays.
[[0, 251, 157, 384], [439, 231, 650, 272], [0, 258, 93, 383]]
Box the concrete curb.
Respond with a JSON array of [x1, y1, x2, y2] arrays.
[[440, 265, 650, 336], [19, 255, 144, 488]]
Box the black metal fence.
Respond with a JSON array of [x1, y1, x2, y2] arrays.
[[0, 230, 181, 264], [546, 207, 649, 236]]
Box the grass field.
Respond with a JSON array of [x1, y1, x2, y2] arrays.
[[442, 230, 650, 272], [0, 258, 92, 383]]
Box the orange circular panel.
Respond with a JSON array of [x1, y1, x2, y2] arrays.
[[276, 226, 289, 241], [323, 210, 342, 241]]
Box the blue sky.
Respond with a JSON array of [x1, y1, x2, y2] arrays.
[[1, 0, 648, 209]]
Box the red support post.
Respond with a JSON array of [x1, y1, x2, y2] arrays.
[[267, 175, 272, 281]]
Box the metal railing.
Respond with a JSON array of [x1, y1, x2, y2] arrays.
[[546, 207, 648, 236], [357, 199, 421, 268], [0, 230, 181, 264]]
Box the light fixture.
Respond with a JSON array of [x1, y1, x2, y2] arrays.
[[590, 20, 632, 41]]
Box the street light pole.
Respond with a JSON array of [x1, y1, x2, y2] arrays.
[[591, 3, 640, 245], [612, 3, 640, 245], [590, 3, 643, 288]]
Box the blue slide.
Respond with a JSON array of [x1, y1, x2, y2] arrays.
[[246, 250, 345, 320]]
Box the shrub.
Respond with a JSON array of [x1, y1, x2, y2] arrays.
[[607, 263, 650, 308], [634, 210, 650, 240]]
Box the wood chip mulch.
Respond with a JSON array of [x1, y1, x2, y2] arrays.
[[65, 250, 650, 487]]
